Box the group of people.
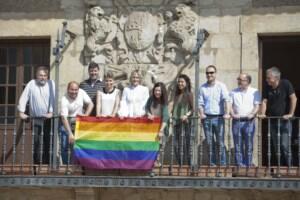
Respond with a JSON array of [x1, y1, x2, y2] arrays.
[[18, 62, 297, 167]]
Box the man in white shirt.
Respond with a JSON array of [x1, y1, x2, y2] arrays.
[[60, 81, 93, 164], [230, 73, 261, 167], [18, 66, 55, 164]]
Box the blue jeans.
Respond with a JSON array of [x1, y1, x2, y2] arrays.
[[60, 126, 73, 164], [270, 119, 291, 166], [232, 119, 255, 166], [202, 116, 226, 166]]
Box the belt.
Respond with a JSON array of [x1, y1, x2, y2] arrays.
[[205, 114, 223, 117], [233, 117, 254, 122]]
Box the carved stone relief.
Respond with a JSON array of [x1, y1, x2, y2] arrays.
[[83, 2, 207, 88]]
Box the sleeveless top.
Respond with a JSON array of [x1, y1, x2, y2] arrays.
[[100, 87, 120, 116]]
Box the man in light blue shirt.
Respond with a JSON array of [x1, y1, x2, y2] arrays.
[[198, 65, 230, 166]]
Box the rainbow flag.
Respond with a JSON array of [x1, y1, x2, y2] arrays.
[[74, 116, 161, 170]]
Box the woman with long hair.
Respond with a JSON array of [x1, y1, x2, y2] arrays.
[[172, 74, 194, 165], [146, 82, 169, 140]]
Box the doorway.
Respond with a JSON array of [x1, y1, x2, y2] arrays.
[[259, 35, 300, 166]]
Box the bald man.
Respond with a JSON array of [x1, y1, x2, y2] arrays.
[[60, 81, 94, 164], [230, 73, 261, 167]]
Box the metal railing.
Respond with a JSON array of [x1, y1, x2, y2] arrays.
[[0, 116, 300, 178]]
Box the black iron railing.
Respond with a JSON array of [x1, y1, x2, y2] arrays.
[[0, 116, 300, 178]]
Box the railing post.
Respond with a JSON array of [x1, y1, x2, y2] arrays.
[[267, 118, 271, 176], [276, 118, 281, 177], [20, 122, 26, 173]]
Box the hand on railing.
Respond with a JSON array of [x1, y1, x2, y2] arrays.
[[43, 113, 53, 119], [283, 114, 293, 120], [199, 113, 206, 119], [223, 114, 230, 119], [257, 114, 266, 119], [19, 113, 29, 120]]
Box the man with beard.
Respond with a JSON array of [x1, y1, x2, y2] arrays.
[[18, 66, 55, 164]]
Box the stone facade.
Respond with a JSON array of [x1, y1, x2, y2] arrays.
[[0, 187, 299, 200], [0, 0, 300, 165]]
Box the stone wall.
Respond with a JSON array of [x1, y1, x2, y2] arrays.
[[0, 0, 299, 99], [0, 187, 299, 200]]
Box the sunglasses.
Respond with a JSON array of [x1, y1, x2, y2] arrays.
[[206, 71, 215, 75]]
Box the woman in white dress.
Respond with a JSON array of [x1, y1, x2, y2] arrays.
[[118, 70, 149, 118], [96, 71, 121, 117]]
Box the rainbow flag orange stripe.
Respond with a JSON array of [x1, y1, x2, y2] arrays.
[[74, 116, 161, 170]]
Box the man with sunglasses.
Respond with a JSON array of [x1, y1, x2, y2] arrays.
[[259, 66, 297, 166], [198, 65, 230, 166], [230, 73, 261, 167]]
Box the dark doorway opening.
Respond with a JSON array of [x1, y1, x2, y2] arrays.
[[259, 35, 300, 166]]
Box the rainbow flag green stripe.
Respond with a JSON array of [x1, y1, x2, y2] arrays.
[[75, 140, 159, 151]]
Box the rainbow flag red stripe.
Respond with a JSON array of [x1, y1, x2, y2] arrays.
[[74, 116, 161, 170]]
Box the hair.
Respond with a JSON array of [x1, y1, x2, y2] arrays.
[[88, 62, 99, 70], [175, 74, 191, 94], [246, 74, 252, 84], [67, 81, 79, 89], [35, 66, 49, 76], [104, 71, 114, 79], [174, 74, 193, 109], [266, 66, 281, 79], [240, 73, 252, 84], [206, 65, 217, 73], [151, 82, 168, 108], [130, 70, 142, 83]]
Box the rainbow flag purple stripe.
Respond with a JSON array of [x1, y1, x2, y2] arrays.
[[74, 116, 161, 170]]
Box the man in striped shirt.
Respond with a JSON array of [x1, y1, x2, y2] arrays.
[[79, 62, 105, 116]]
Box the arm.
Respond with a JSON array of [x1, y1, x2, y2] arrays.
[[18, 81, 31, 120], [118, 88, 129, 117], [60, 97, 74, 143], [181, 93, 193, 122], [224, 100, 231, 119], [111, 89, 121, 117], [198, 87, 206, 119], [283, 93, 297, 119], [61, 116, 75, 144], [84, 102, 94, 116], [221, 84, 231, 119], [145, 97, 154, 120], [247, 90, 261, 119], [96, 91, 101, 117], [82, 89, 94, 116], [141, 87, 150, 116], [258, 98, 267, 118]]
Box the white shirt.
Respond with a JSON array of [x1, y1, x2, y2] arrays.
[[198, 80, 230, 115], [118, 85, 149, 117], [61, 89, 92, 117], [18, 79, 55, 117], [99, 87, 120, 116], [230, 86, 261, 117]]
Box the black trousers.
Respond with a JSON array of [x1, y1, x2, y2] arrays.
[[33, 119, 52, 164]]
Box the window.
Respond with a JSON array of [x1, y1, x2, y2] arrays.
[[0, 39, 50, 124]]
